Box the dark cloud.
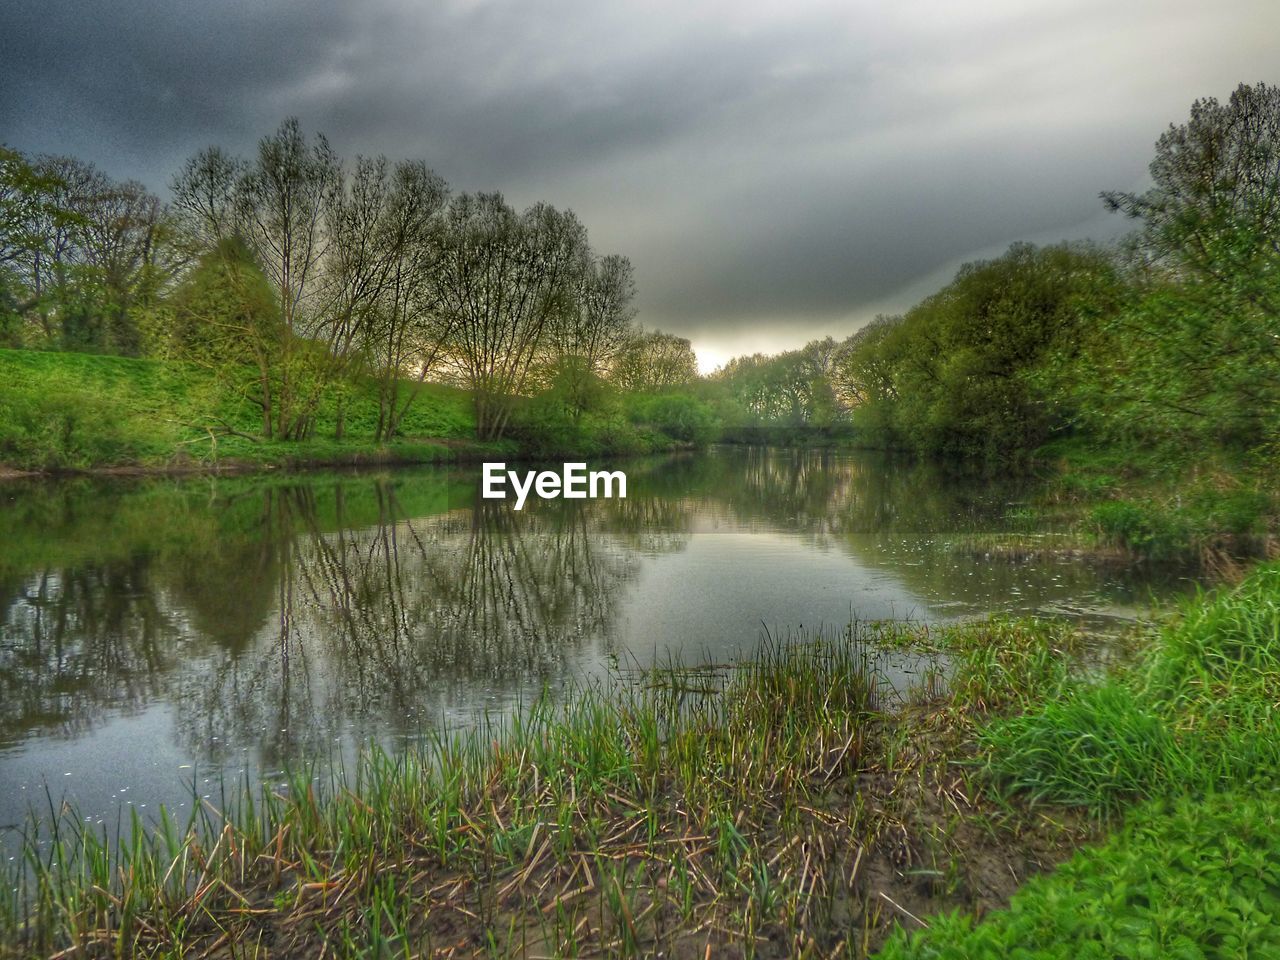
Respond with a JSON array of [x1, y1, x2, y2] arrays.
[[3, 0, 1276, 367]]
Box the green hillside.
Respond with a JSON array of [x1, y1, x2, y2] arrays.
[[0, 348, 480, 471]]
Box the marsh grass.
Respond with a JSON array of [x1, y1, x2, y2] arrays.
[[879, 789, 1280, 960], [0, 625, 1088, 960], [878, 562, 1280, 957], [980, 563, 1280, 817]]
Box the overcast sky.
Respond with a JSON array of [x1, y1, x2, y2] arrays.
[[3, 0, 1276, 369]]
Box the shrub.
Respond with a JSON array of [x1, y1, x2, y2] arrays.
[[624, 391, 719, 445], [1091, 500, 1189, 560]]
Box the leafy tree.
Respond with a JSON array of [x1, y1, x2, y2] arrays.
[[713, 338, 847, 432], [832, 316, 903, 410], [1088, 82, 1280, 447], [838, 243, 1120, 459], [167, 238, 284, 438], [1, 148, 166, 353]]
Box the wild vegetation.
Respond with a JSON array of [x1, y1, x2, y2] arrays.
[[0, 616, 1092, 959], [5, 83, 1279, 494], [709, 83, 1280, 469], [703, 83, 1280, 569], [882, 562, 1280, 958], [8, 556, 1280, 959], [1, 122, 711, 468], [3, 80, 1280, 959]]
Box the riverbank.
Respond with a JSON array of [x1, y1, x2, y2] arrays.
[[1024, 436, 1279, 576], [8, 562, 1279, 958], [0, 437, 498, 479], [882, 560, 1280, 957], [837, 434, 1280, 575], [0, 348, 705, 478], [0, 618, 1094, 958]]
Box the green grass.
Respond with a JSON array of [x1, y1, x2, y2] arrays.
[[0, 348, 713, 471], [979, 564, 1280, 817], [0, 348, 477, 471], [876, 562, 1280, 957], [877, 790, 1280, 960], [0, 623, 1088, 959], [1032, 435, 1279, 569]]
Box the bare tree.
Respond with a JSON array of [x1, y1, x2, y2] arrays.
[[235, 119, 340, 439], [323, 156, 451, 441], [543, 252, 636, 416], [366, 160, 452, 442], [609, 330, 698, 392], [172, 120, 340, 438], [170, 146, 243, 253], [435, 194, 589, 439]]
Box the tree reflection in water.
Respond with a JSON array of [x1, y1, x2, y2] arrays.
[[0, 450, 1184, 779], [0, 472, 675, 766]]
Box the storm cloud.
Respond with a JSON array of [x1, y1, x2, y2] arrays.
[[3, 0, 1276, 367]]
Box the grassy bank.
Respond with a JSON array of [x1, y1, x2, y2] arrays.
[[883, 562, 1280, 958], [2, 618, 1093, 959], [0, 348, 485, 473], [0, 349, 710, 474], [5, 564, 1279, 957], [960, 436, 1280, 575]]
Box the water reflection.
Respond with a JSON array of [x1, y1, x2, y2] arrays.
[[0, 449, 1188, 828]]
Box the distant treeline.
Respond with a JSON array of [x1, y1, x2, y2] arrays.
[[705, 82, 1280, 464], [0, 120, 706, 454]]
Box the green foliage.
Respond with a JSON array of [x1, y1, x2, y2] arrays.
[[1, 148, 167, 355], [0, 347, 475, 469], [888, 565, 1280, 956], [839, 243, 1121, 462], [1058, 83, 1280, 450], [948, 618, 1082, 709], [878, 790, 1280, 960], [713, 337, 844, 431], [981, 682, 1182, 817], [508, 374, 717, 458], [1091, 501, 1190, 561], [1086, 485, 1274, 563], [624, 391, 720, 445], [0, 350, 183, 468], [0, 372, 167, 469], [609, 329, 699, 392], [980, 563, 1280, 816]]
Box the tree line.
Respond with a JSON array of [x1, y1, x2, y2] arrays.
[[708, 82, 1280, 463], [0, 120, 703, 445], [5, 81, 1275, 462]]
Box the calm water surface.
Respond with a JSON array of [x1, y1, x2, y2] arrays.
[[0, 447, 1190, 845]]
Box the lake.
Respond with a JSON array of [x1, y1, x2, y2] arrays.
[[0, 447, 1189, 843]]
